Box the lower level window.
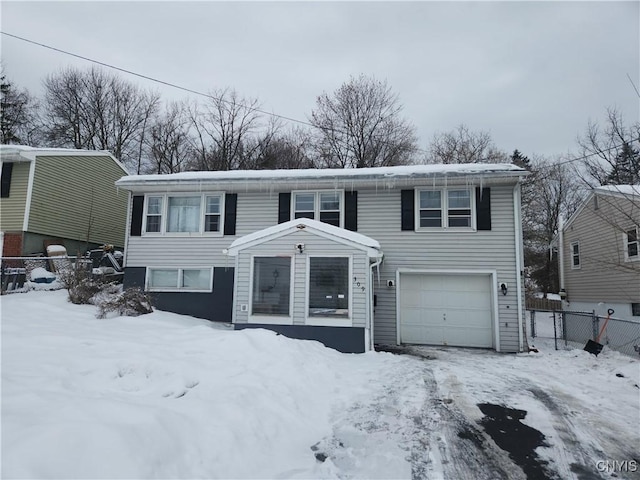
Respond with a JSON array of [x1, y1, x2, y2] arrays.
[[252, 257, 291, 316], [309, 257, 349, 318], [632, 303, 640, 317], [147, 267, 212, 291]]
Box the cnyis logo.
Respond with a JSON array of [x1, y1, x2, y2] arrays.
[[595, 460, 638, 473]]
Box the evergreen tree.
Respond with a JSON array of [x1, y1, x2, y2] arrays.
[[0, 74, 38, 144], [606, 141, 639, 185]]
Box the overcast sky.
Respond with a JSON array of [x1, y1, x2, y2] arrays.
[[1, 1, 638, 159]]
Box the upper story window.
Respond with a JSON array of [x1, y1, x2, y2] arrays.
[[624, 226, 639, 261], [416, 189, 474, 230], [571, 242, 581, 269], [143, 194, 224, 235], [292, 191, 342, 227]]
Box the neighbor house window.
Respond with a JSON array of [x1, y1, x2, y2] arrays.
[[147, 267, 213, 292], [143, 193, 223, 235], [632, 303, 640, 317], [252, 257, 291, 316], [571, 242, 580, 269], [417, 189, 474, 229], [625, 227, 639, 261], [292, 191, 342, 227], [308, 257, 349, 318]]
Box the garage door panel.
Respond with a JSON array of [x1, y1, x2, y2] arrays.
[[399, 273, 494, 348]]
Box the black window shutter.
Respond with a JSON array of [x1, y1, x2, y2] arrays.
[[476, 187, 491, 231], [1, 162, 14, 198], [401, 190, 415, 231], [224, 193, 237, 235], [278, 193, 291, 224], [130, 195, 144, 236], [344, 191, 358, 231]]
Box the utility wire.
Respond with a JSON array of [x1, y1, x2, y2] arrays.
[[2, 30, 638, 170]]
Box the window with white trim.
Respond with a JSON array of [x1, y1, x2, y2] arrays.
[[571, 242, 580, 269], [292, 191, 342, 227], [308, 257, 349, 318], [252, 257, 291, 316], [147, 267, 213, 292], [625, 226, 639, 261], [416, 189, 474, 229], [143, 194, 224, 235]]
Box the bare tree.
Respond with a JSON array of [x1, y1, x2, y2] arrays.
[[42, 66, 160, 171], [146, 101, 193, 174], [524, 157, 582, 294], [310, 74, 418, 168], [188, 88, 266, 171], [1, 72, 41, 145], [427, 124, 507, 164], [252, 126, 315, 170], [576, 107, 640, 186]]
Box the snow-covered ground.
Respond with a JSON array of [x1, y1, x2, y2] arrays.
[[2, 290, 639, 479]]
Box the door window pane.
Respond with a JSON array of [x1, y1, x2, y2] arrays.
[[309, 257, 349, 317], [252, 257, 291, 315]]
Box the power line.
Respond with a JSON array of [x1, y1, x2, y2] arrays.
[[2, 30, 637, 170]]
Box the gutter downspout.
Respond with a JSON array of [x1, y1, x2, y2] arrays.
[[369, 253, 383, 352], [558, 217, 565, 292], [513, 184, 524, 352]]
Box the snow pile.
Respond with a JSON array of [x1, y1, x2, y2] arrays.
[[2, 291, 638, 479]]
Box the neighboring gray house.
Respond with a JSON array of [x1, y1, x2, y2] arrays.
[[558, 185, 640, 321], [115, 164, 528, 353]]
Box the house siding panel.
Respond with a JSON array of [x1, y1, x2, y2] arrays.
[[563, 192, 640, 304], [123, 182, 523, 352], [232, 230, 369, 328], [27, 155, 128, 248], [0, 161, 30, 231]]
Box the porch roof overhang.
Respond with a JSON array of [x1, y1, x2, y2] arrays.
[[224, 218, 382, 259]]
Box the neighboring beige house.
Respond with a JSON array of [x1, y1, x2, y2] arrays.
[[0, 146, 129, 256], [559, 185, 640, 321]]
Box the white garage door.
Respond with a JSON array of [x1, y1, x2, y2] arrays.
[[399, 273, 494, 348]]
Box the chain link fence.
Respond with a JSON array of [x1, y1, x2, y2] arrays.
[[0, 256, 85, 294], [529, 310, 640, 357]]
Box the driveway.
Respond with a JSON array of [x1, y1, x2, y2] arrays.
[[314, 344, 640, 480]]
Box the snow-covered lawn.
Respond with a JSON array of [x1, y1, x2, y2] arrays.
[[2, 290, 639, 479]]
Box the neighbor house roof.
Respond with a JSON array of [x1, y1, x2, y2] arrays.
[[594, 184, 640, 197], [225, 218, 382, 258], [0, 145, 128, 174]]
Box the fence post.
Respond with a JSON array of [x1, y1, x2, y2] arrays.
[[530, 310, 536, 338], [561, 311, 567, 346], [591, 310, 599, 341], [553, 310, 558, 351]]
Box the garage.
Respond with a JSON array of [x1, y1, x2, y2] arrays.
[[398, 272, 495, 348]]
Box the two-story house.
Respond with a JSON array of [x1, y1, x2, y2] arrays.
[[1, 146, 128, 256], [115, 164, 528, 353], [558, 185, 640, 321]]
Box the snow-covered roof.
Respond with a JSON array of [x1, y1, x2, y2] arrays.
[[594, 184, 640, 197], [226, 218, 382, 258], [116, 163, 526, 190], [0, 145, 128, 174]]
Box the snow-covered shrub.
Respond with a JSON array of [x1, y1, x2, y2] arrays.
[[95, 287, 153, 319], [59, 262, 109, 305]]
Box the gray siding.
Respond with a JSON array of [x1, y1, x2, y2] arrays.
[[563, 192, 640, 304], [0, 161, 30, 231], [232, 229, 369, 328], [124, 182, 522, 352]]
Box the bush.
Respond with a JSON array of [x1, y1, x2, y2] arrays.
[[58, 262, 109, 305], [96, 287, 153, 319]]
